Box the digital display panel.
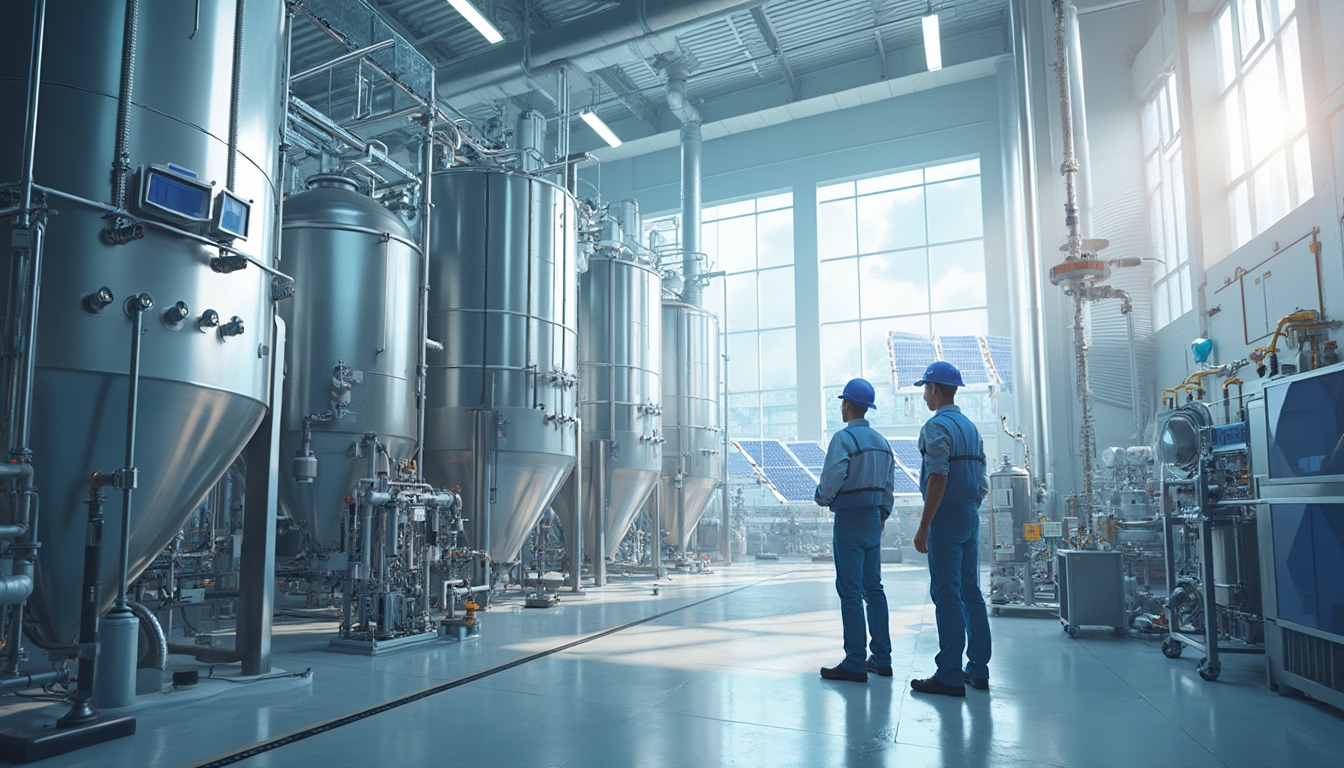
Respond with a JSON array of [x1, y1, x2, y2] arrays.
[[143, 168, 211, 221], [213, 191, 250, 240]]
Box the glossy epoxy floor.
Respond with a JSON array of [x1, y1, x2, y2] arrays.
[[14, 560, 1344, 768]]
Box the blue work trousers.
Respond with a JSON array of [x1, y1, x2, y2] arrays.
[[832, 509, 891, 673], [927, 502, 992, 685]]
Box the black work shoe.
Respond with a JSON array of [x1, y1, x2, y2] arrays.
[[963, 672, 989, 690], [910, 676, 966, 697], [821, 664, 867, 682], [866, 659, 893, 677]]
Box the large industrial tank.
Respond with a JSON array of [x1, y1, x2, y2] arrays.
[[423, 167, 579, 564], [278, 176, 421, 551], [659, 300, 721, 548], [573, 248, 662, 559], [0, 0, 286, 643]]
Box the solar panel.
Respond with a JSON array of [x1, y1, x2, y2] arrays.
[[938, 336, 990, 385], [887, 438, 922, 472], [986, 335, 1013, 388], [889, 332, 938, 389], [728, 452, 756, 477], [759, 441, 799, 468], [893, 469, 920, 494], [734, 439, 766, 465], [762, 466, 818, 502], [785, 441, 827, 467]]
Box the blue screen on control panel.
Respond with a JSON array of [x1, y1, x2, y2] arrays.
[[146, 171, 210, 220]]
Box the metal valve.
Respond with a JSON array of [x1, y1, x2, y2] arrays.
[[197, 309, 220, 332], [219, 316, 245, 339], [81, 286, 114, 315], [162, 301, 190, 330]]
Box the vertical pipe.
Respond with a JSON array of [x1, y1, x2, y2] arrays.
[[17, 0, 45, 228], [680, 122, 703, 305], [115, 294, 152, 609], [1012, 0, 1051, 474], [1065, 3, 1093, 239], [996, 54, 1041, 470], [595, 441, 607, 587], [415, 79, 435, 483], [57, 480, 110, 727]]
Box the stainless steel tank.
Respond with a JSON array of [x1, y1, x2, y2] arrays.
[[574, 253, 662, 559], [659, 300, 721, 548], [0, 0, 285, 643], [278, 176, 421, 551], [423, 167, 578, 564], [989, 457, 1033, 562]]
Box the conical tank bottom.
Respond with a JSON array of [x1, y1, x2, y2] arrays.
[[582, 466, 659, 559], [423, 448, 574, 564], [659, 475, 719, 549], [278, 433, 416, 551], [9, 371, 265, 644]]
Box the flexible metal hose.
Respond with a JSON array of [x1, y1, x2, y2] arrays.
[[112, 0, 138, 209]]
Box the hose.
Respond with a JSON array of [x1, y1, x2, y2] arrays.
[[128, 599, 167, 671]]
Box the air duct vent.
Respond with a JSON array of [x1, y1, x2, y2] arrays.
[[1282, 627, 1344, 693]]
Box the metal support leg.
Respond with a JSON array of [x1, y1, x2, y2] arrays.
[[565, 421, 583, 593], [653, 481, 664, 579], [1200, 516, 1220, 675], [595, 441, 606, 588], [237, 317, 285, 676]]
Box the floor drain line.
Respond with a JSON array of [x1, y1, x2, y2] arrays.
[[184, 570, 798, 768]]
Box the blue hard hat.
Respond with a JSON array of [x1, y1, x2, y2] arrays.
[[913, 361, 965, 388], [838, 378, 877, 410]]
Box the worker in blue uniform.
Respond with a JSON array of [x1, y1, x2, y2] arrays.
[[909, 361, 991, 697], [814, 378, 896, 683]]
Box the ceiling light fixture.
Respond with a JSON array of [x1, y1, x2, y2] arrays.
[[922, 13, 942, 72], [579, 109, 622, 148], [448, 0, 504, 45]]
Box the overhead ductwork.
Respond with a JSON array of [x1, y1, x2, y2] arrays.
[[437, 0, 760, 103]]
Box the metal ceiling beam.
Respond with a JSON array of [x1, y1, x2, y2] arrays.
[[749, 7, 800, 101], [594, 67, 663, 131], [437, 0, 763, 100]]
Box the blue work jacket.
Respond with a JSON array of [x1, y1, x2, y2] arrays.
[[815, 418, 896, 519], [918, 405, 988, 507]]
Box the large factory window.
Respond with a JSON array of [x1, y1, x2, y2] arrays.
[[817, 158, 987, 434], [1143, 76, 1193, 330], [702, 193, 797, 441], [648, 193, 798, 441], [1213, 0, 1311, 254]]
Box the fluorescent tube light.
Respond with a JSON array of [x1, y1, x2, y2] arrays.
[[579, 110, 622, 148], [922, 13, 942, 72], [449, 0, 504, 45]]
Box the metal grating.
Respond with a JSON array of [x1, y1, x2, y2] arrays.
[[1283, 627, 1344, 694], [939, 335, 991, 385], [986, 335, 1013, 388]]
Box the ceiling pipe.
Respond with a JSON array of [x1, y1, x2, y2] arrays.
[[665, 62, 703, 305], [437, 0, 761, 101]]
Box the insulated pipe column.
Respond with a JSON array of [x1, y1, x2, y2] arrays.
[[679, 121, 702, 304]]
